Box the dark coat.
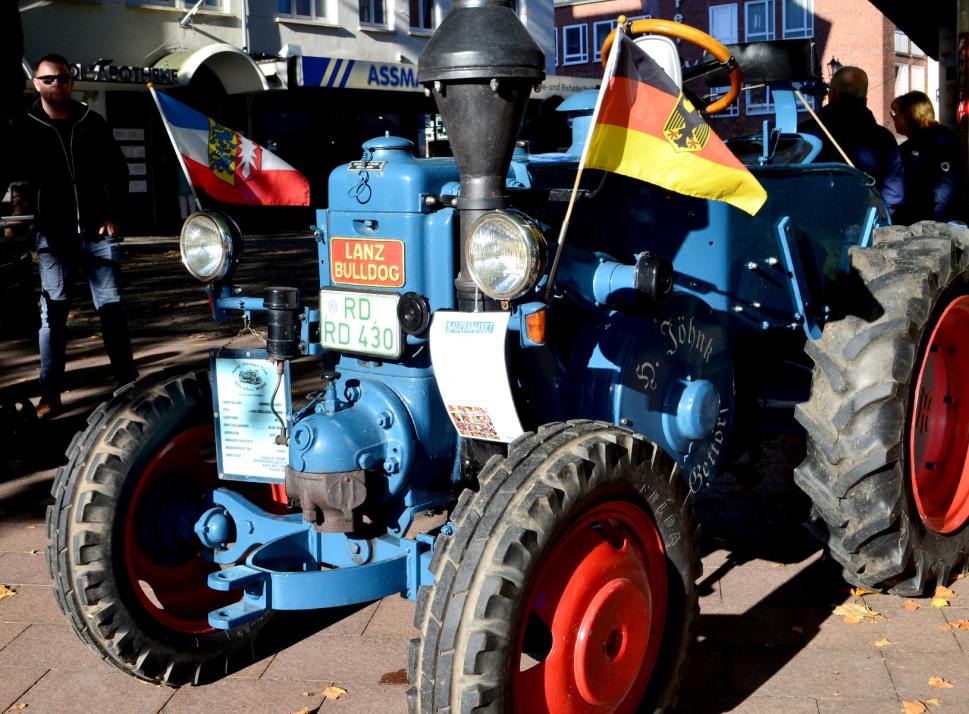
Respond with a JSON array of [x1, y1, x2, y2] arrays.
[[800, 99, 905, 213], [0, 99, 128, 254], [894, 123, 966, 224]]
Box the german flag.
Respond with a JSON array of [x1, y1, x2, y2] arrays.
[[584, 33, 767, 215]]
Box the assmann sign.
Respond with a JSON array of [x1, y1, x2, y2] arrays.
[[71, 63, 177, 85]]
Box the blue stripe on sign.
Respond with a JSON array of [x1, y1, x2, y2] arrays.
[[156, 91, 210, 132], [339, 60, 355, 88], [327, 59, 343, 88], [301, 57, 330, 87]]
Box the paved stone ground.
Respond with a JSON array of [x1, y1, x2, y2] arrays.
[[1, 236, 968, 713]]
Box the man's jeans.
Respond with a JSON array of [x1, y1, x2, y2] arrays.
[[37, 234, 137, 398]]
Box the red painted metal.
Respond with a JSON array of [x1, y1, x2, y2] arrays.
[[123, 424, 234, 634], [512, 500, 668, 713], [910, 295, 969, 534]]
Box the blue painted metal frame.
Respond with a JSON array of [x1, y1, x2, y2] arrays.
[[201, 488, 435, 629]]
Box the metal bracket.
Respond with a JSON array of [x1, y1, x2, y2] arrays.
[[776, 216, 822, 340]]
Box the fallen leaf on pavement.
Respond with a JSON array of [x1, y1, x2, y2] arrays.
[[931, 598, 950, 609], [289, 709, 311, 714], [0, 584, 16, 601], [902, 701, 927, 714], [10, 704, 26, 711], [927, 699, 941, 706], [934, 585, 958, 599], [322, 686, 347, 701], [834, 602, 886, 624], [904, 599, 922, 611], [850, 586, 875, 596], [944, 619, 969, 631], [928, 676, 954, 689], [874, 638, 892, 647]]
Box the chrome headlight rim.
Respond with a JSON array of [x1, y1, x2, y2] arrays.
[[179, 210, 241, 283], [465, 209, 546, 301]]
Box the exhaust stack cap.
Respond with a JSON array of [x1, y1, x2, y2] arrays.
[[417, 0, 544, 83]]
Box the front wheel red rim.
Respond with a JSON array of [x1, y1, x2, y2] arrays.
[[910, 295, 969, 534], [512, 500, 668, 714], [123, 424, 235, 634]]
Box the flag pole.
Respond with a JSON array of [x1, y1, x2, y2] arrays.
[[148, 84, 203, 212], [543, 17, 625, 303]]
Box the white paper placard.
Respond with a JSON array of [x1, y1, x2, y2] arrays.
[[430, 312, 524, 443], [113, 128, 145, 141], [213, 356, 289, 481], [121, 145, 146, 158]]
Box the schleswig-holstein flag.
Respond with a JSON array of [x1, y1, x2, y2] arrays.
[[150, 88, 309, 206], [583, 32, 766, 215]]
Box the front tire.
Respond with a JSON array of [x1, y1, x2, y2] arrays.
[[45, 370, 269, 685], [408, 421, 699, 713], [795, 222, 969, 595]]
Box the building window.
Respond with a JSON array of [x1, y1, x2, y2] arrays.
[[134, 0, 225, 8], [910, 63, 925, 92], [562, 23, 588, 65], [745, 85, 773, 115], [278, 0, 328, 20], [409, 0, 433, 29], [894, 63, 910, 95], [554, 29, 558, 66], [359, 0, 385, 25], [745, 0, 774, 41], [783, 0, 812, 38], [709, 4, 738, 45], [593, 20, 614, 63], [709, 86, 740, 117], [894, 27, 925, 57]]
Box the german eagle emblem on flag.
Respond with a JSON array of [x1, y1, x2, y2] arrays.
[[583, 32, 766, 215], [663, 94, 711, 152]]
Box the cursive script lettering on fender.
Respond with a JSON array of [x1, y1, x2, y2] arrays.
[[660, 315, 715, 363]]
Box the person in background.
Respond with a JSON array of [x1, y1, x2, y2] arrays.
[[891, 91, 966, 224], [801, 66, 905, 215], [0, 53, 136, 418]]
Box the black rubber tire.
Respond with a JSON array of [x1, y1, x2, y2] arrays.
[[407, 420, 700, 713], [45, 369, 268, 685], [794, 222, 969, 596]]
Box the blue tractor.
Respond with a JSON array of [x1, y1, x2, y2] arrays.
[[47, 5, 969, 712]]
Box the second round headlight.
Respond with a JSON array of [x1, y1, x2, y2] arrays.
[[179, 211, 239, 282], [466, 210, 546, 300]]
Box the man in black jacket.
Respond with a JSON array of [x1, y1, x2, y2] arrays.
[[1, 54, 136, 417], [800, 66, 905, 216]]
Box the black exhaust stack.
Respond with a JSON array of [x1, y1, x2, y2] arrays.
[[418, 0, 544, 307]]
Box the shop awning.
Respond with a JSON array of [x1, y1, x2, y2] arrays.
[[155, 44, 268, 94]]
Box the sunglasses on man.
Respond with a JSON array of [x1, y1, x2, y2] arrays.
[[35, 73, 73, 86]]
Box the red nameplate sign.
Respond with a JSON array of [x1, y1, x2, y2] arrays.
[[329, 237, 405, 288]]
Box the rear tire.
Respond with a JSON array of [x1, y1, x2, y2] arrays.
[[407, 420, 699, 713], [795, 222, 969, 595], [45, 370, 269, 685]]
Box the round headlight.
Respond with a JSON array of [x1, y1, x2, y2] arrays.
[[179, 211, 239, 282], [466, 210, 546, 300]]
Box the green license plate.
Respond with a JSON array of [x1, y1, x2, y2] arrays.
[[320, 289, 401, 359]]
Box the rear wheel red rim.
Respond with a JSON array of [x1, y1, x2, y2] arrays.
[[512, 500, 668, 714], [910, 295, 969, 534], [123, 424, 235, 634]]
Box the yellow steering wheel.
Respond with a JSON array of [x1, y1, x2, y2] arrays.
[[600, 18, 742, 115]]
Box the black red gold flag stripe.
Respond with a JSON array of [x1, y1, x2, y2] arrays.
[[584, 33, 767, 215]]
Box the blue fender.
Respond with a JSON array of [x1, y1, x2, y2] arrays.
[[571, 292, 735, 492]]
